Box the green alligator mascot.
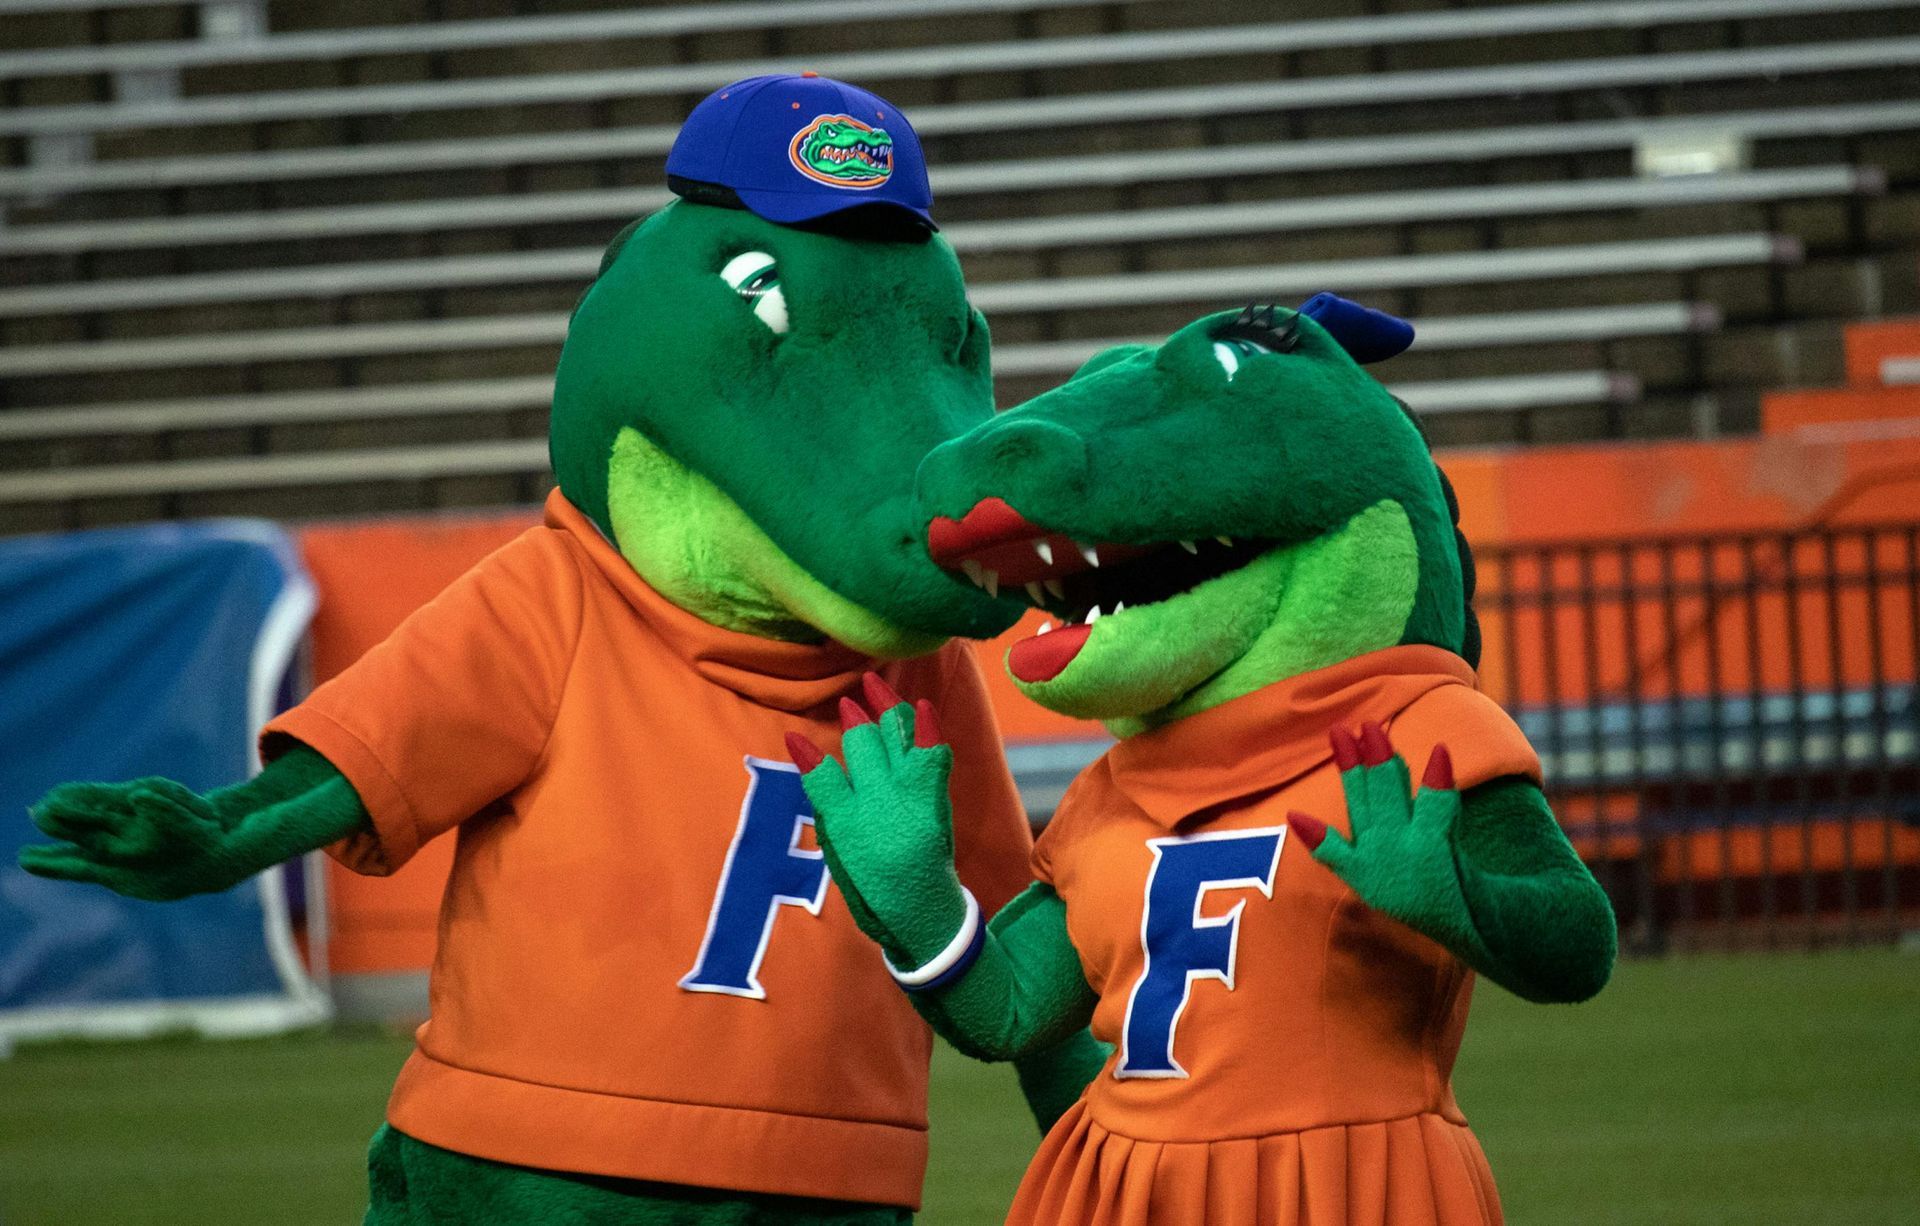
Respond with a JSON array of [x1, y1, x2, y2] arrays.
[[792, 299, 1618, 1224], [18, 76, 1104, 1224]]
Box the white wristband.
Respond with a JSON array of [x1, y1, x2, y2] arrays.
[[886, 887, 981, 990]]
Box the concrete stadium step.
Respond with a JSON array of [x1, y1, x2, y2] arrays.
[[0, 305, 1711, 436], [0, 233, 1801, 319], [0, 0, 1877, 86], [8, 2, 1910, 140], [0, 371, 1639, 507], [0, 0, 190, 14], [0, 312, 566, 379], [9, 92, 1916, 206], [0, 0, 1151, 82], [9, 43, 1919, 223], [0, 0, 192, 12], [0, 302, 1716, 386], [0, 165, 1877, 259]]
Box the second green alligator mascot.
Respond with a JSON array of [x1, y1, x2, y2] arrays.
[[19, 76, 1104, 1224], [795, 302, 1617, 1224]]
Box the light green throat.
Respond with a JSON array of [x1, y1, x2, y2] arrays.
[[1012, 500, 1421, 736], [605, 428, 944, 658]]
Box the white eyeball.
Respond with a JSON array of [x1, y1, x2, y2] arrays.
[[1212, 340, 1242, 380], [720, 250, 788, 335]]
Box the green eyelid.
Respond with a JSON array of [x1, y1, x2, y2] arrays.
[[717, 250, 790, 335], [738, 266, 779, 296]]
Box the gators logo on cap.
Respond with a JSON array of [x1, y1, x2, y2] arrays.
[[788, 114, 893, 190]]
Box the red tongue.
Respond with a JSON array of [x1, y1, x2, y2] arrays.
[[1007, 624, 1093, 684]]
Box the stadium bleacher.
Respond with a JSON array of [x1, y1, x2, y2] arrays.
[[3, 0, 1919, 531]]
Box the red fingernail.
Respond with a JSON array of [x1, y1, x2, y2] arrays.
[[913, 699, 944, 748], [785, 733, 825, 774], [838, 697, 872, 729], [1423, 744, 1455, 790], [1287, 811, 1327, 850], [1359, 722, 1393, 766], [862, 671, 905, 712], [1330, 726, 1361, 771]]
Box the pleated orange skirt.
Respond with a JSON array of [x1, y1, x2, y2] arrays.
[[1005, 1102, 1503, 1226]]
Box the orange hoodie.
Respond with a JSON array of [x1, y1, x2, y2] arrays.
[[266, 491, 1033, 1208]]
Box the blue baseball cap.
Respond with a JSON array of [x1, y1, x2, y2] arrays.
[[1298, 292, 1415, 364], [665, 74, 936, 229]]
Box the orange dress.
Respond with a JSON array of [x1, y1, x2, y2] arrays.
[[1011, 646, 1540, 1226]]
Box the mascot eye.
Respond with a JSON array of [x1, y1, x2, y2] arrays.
[[719, 250, 789, 335], [1210, 304, 1299, 380], [1211, 337, 1267, 381]]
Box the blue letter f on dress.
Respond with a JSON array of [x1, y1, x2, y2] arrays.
[[680, 757, 829, 999], [1117, 826, 1287, 1078]]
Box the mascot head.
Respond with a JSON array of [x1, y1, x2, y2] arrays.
[[552, 76, 1023, 657], [915, 297, 1477, 733]]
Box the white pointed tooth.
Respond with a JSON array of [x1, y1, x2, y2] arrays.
[[1044, 578, 1066, 600], [1087, 604, 1103, 624], [1113, 601, 1127, 614], [1079, 543, 1101, 568], [982, 569, 999, 599], [1034, 540, 1054, 565], [1216, 536, 1234, 547], [961, 559, 985, 586], [1036, 620, 1053, 635], [1026, 582, 1046, 604], [1178, 540, 1199, 554]]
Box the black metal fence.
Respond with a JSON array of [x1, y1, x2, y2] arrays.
[[1480, 522, 1920, 952]]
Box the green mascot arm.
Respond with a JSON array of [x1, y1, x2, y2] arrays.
[[915, 883, 1099, 1063], [791, 676, 1104, 1130], [17, 744, 369, 902], [1287, 722, 1616, 1005]]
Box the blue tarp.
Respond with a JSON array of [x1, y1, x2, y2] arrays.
[[0, 520, 327, 1048]]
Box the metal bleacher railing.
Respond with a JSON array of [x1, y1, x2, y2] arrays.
[[1007, 521, 1920, 952], [1485, 523, 1920, 951]]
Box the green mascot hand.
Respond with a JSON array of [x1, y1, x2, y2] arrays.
[[23, 778, 263, 902], [18, 746, 367, 902], [1286, 722, 1482, 958], [787, 673, 973, 976]]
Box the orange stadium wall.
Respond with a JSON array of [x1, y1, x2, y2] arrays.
[[295, 429, 1920, 984], [296, 511, 535, 981]]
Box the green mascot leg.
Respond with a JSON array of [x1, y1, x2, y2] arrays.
[[364, 1126, 912, 1226]]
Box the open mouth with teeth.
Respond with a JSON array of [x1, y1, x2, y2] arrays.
[[928, 497, 1271, 684]]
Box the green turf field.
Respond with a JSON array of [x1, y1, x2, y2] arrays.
[[1, 950, 1914, 1224]]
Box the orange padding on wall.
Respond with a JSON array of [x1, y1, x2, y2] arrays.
[[298, 510, 536, 975], [298, 430, 1920, 976], [1762, 385, 1920, 436], [1841, 318, 1920, 387]]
